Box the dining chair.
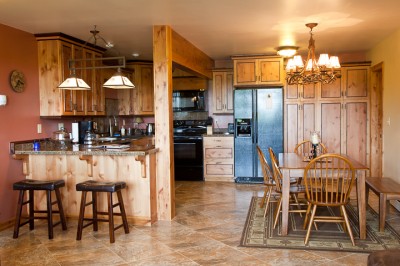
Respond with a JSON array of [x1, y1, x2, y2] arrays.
[[268, 147, 307, 229], [256, 146, 278, 217], [302, 153, 356, 246], [293, 140, 328, 185]]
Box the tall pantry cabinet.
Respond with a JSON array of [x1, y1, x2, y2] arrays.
[[35, 33, 106, 116], [284, 62, 371, 166]]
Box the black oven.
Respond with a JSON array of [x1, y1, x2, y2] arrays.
[[174, 136, 203, 181], [173, 119, 210, 181]]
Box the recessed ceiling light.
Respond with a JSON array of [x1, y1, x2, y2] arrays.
[[132, 53, 140, 57]]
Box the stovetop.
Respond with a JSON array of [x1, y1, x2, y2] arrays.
[[173, 120, 209, 137]]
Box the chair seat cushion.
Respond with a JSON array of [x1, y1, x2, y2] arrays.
[[76, 180, 126, 192], [13, 179, 65, 191]]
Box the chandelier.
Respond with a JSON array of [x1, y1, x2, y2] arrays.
[[285, 23, 341, 85], [58, 26, 135, 90]]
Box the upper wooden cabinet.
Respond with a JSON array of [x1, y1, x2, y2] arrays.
[[212, 69, 234, 114], [35, 33, 106, 116], [232, 56, 284, 86], [118, 62, 154, 116]]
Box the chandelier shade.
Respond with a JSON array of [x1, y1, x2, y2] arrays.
[[285, 23, 341, 85], [57, 70, 91, 90], [103, 68, 135, 89]]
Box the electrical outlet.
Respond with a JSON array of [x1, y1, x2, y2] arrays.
[[58, 123, 64, 130], [37, 124, 42, 134]]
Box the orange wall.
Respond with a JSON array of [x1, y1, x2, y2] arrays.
[[0, 24, 59, 224]]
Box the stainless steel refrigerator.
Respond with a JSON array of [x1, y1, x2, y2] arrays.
[[234, 88, 283, 183]]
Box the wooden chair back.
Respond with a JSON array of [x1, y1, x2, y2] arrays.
[[294, 140, 328, 155], [256, 146, 274, 186], [268, 147, 283, 192], [303, 153, 355, 206]]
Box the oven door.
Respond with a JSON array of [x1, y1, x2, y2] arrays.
[[174, 136, 204, 181]]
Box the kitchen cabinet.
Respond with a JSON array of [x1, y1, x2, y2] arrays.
[[118, 62, 154, 116], [36, 33, 105, 116], [203, 136, 234, 182], [212, 69, 233, 114], [284, 62, 370, 166], [232, 56, 284, 86]]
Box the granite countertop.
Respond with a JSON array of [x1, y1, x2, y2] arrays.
[[11, 136, 158, 156], [203, 133, 234, 137]]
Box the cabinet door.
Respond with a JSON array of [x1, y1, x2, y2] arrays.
[[234, 60, 257, 85], [138, 65, 154, 114], [321, 77, 341, 99], [284, 102, 316, 152], [61, 43, 74, 115], [213, 72, 224, 113], [259, 58, 282, 84], [286, 84, 300, 100], [86, 51, 105, 115], [320, 102, 342, 154], [225, 72, 234, 113], [344, 68, 368, 98], [72, 46, 85, 115], [344, 102, 368, 165]]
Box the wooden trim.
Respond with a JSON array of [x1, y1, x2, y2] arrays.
[[153, 25, 175, 220], [12, 154, 30, 175], [79, 155, 93, 177], [0, 219, 14, 231], [171, 29, 214, 79], [134, 155, 146, 178]]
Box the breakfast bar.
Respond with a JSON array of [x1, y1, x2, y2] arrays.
[[12, 142, 158, 226]]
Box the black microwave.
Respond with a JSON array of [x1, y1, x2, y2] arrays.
[[172, 90, 206, 112]]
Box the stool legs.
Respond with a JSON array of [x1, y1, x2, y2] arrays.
[[55, 188, 67, 231], [107, 192, 115, 243], [14, 188, 66, 239], [117, 191, 130, 234], [77, 190, 129, 243]]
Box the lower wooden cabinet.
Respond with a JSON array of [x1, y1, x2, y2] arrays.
[[203, 135, 234, 182]]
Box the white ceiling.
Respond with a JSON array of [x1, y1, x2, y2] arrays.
[[1, 0, 400, 61]]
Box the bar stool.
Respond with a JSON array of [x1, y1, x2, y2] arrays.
[[76, 180, 129, 243], [13, 179, 67, 239]]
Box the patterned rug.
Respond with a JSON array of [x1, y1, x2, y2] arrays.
[[240, 197, 400, 253]]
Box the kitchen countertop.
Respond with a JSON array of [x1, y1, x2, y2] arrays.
[[203, 133, 234, 137], [11, 135, 158, 156]]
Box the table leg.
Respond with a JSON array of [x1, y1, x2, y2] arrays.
[[356, 170, 366, 239], [281, 168, 290, 236]]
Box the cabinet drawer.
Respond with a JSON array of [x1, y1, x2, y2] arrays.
[[205, 164, 234, 175], [203, 137, 233, 148], [205, 148, 233, 159]]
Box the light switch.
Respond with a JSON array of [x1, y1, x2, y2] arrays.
[[37, 124, 42, 134]]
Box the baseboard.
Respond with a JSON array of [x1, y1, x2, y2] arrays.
[[0, 219, 14, 231]]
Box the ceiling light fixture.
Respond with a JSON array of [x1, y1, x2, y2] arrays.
[[276, 46, 299, 58], [58, 25, 135, 90], [285, 23, 341, 85]]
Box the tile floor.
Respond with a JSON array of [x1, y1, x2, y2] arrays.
[[1, 181, 400, 265]]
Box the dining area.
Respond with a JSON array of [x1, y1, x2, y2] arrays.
[[241, 130, 400, 260]]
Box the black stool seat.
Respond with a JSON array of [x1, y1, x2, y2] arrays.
[[76, 180, 129, 243], [13, 179, 65, 191], [76, 180, 126, 192], [13, 179, 67, 239]]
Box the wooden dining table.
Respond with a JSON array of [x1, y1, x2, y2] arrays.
[[278, 152, 370, 239]]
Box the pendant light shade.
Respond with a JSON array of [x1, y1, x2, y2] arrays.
[[103, 68, 135, 89], [57, 72, 91, 90]]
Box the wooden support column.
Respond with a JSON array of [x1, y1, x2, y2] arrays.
[[153, 25, 175, 220]]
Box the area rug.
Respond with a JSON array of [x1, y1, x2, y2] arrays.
[[240, 197, 400, 253]]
